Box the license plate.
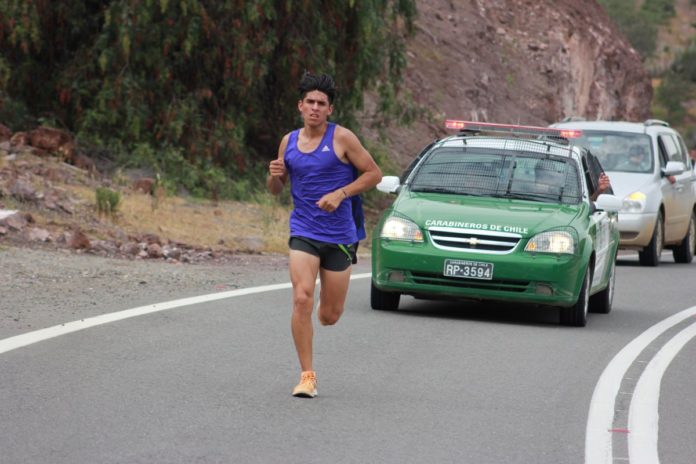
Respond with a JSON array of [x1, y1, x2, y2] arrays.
[[443, 259, 494, 280]]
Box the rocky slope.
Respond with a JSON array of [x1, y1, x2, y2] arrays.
[[368, 0, 652, 169]]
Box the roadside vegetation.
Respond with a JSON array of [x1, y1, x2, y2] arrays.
[[0, 1, 417, 204], [598, 0, 696, 145]]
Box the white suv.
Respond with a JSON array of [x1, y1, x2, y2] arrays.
[[551, 119, 696, 266]]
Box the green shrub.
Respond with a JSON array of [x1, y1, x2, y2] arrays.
[[95, 187, 121, 214], [598, 0, 675, 58]]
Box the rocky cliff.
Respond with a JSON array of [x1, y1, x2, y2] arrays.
[[368, 0, 653, 168]]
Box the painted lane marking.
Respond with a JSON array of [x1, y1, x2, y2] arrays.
[[628, 321, 696, 464], [584, 306, 696, 464], [0, 273, 372, 355]]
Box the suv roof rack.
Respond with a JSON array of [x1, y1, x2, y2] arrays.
[[644, 119, 670, 127], [444, 120, 572, 145], [561, 116, 586, 122]]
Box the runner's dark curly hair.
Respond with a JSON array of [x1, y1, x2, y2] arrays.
[[298, 72, 336, 104]]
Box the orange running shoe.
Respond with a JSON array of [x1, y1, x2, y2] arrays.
[[292, 371, 317, 398]]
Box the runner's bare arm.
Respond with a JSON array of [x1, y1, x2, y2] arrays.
[[315, 126, 382, 212], [267, 134, 290, 195], [335, 126, 382, 197]]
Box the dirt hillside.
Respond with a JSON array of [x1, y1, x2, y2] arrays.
[[367, 0, 652, 169]]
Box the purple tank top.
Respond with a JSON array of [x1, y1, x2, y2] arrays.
[[284, 123, 358, 244]]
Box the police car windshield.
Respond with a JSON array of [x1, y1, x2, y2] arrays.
[[569, 131, 653, 174], [409, 145, 582, 205]]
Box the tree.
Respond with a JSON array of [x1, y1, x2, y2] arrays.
[[0, 0, 416, 196]]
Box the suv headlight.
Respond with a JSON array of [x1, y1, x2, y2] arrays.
[[622, 191, 646, 213], [525, 230, 576, 254], [380, 215, 424, 242]]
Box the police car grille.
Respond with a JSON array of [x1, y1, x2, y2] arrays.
[[411, 272, 529, 292], [428, 228, 520, 253]]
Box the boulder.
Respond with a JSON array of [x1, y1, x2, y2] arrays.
[[28, 127, 72, 152], [0, 212, 28, 231], [10, 179, 39, 202], [133, 177, 155, 194], [147, 243, 164, 258], [26, 227, 51, 242], [67, 229, 91, 249], [0, 124, 11, 142], [164, 247, 182, 260], [119, 242, 141, 256], [10, 132, 29, 147]]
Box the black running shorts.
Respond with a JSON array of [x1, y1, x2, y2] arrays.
[[289, 236, 356, 271]]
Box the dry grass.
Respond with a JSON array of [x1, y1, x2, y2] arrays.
[[4, 152, 379, 256], [68, 186, 291, 253], [123, 194, 291, 252]]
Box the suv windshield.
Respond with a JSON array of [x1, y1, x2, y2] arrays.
[[571, 131, 653, 174], [409, 146, 582, 205]]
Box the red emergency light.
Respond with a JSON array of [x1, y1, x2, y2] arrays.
[[558, 129, 583, 138], [445, 119, 568, 138]]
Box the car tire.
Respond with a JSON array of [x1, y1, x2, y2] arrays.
[[371, 281, 400, 310], [560, 270, 589, 327], [589, 257, 615, 314], [639, 211, 663, 267], [672, 212, 695, 264]]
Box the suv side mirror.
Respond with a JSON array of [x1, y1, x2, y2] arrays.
[[595, 194, 622, 213], [663, 161, 685, 177], [376, 175, 401, 194]]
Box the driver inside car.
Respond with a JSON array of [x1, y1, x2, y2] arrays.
[[534, 161, 565, 196], [617, 144, 650, 172]]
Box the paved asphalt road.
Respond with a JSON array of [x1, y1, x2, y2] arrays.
[[1, 253, 694, 464]]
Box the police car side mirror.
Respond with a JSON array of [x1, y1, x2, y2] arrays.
[[377, 176, 401, 194], [663, 161, 685, 177], [594, 194, 622, 213]]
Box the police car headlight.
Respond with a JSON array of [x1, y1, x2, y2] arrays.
[[525, 230, 575, 254], [380, 216, 424, 242], [622, 191, 646, 213]]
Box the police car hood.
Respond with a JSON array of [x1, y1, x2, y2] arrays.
[[395, 193, 581, 237]]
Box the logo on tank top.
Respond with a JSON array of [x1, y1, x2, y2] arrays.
[[321, 145, 331, 152]]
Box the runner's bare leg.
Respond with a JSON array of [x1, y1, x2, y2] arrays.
[[317, 266, 351, 326], [289, 250, 321, 372]]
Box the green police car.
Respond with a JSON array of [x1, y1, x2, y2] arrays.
[[371, 121, 622, 326]]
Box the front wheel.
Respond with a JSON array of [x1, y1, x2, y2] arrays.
[[371, 281, 400, 310], [639, 211, 663, 267], [672, 212, 695, 264], [589, 257, 615, 314], [560, 270, 589, 327]]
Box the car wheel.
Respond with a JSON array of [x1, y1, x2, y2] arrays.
[[589, 257, 615, 314], [639, 211, 663, 267], [371, 281, 400, 310], [672, 212, 695, 264], [560, 270, 589, 327]]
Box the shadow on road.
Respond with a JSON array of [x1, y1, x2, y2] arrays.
[[384, 296, 561, 328]]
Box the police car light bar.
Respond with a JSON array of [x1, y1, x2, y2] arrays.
[[445, 119, 571, 138], [558, 129, 583, 138]]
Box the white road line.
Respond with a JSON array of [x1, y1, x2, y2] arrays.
[[584, 306, 696, 464], [0, 273, 372, 355], [628, 321, 696, 464]]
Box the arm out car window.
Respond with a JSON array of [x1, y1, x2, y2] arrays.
[[587, 151, 614, 195]]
